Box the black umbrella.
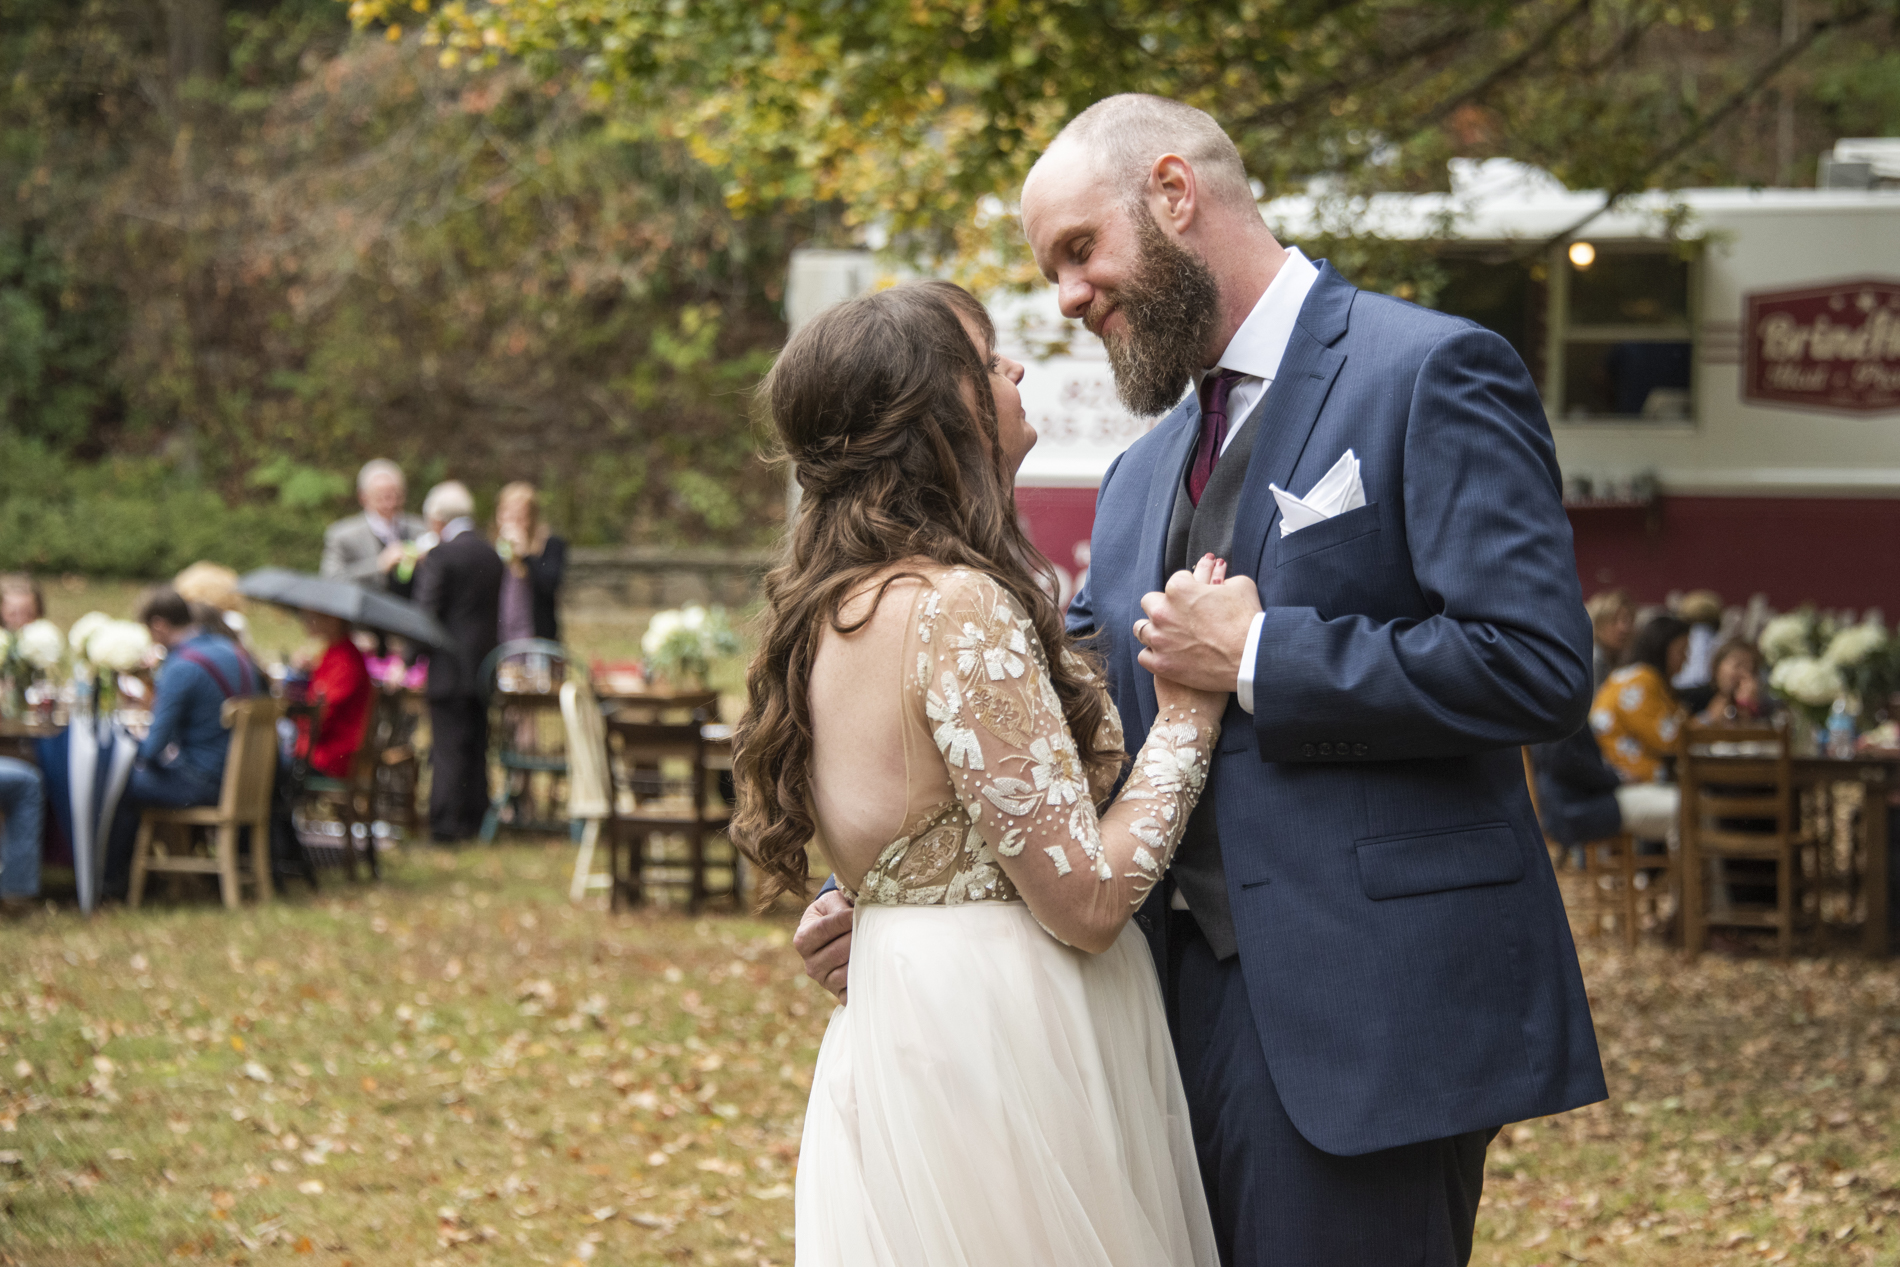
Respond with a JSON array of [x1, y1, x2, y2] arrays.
[[238, 568, 451, 650]]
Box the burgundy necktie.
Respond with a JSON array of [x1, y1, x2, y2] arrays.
[[1188, 368, 1248, 506]]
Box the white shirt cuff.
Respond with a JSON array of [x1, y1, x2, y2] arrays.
[[1235, 611, 1266, 715]]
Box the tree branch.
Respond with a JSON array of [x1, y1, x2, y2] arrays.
[[1535, 2, 1878, 252]]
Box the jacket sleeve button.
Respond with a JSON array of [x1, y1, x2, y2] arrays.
[[1354, 743, 1369, 757], [1318, 742, 1334, 756], [1301, 743, 1316, 758]]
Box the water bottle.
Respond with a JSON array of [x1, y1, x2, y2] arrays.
[[1826, 699, 1857, 759]]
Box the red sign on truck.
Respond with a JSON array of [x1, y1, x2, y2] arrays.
[[1745, 278, 1900, 414]]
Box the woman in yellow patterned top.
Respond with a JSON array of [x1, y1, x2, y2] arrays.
[[1590, 614, 1692, 785]]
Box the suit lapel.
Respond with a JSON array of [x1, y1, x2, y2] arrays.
[[1229, 264, 1355, 579], [1132, 397, 1201, 733], [1138, 397, 1201, 592]]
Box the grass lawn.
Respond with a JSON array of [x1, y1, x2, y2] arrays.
[[2, 846, 1897, 1266]]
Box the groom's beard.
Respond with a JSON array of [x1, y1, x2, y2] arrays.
[[1094, 208, 1222, 417]]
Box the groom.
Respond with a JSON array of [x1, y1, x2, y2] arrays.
[[797, 95, 1606, 1265]]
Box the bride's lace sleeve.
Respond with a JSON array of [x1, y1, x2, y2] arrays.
[[908, 570, 1218, 953]]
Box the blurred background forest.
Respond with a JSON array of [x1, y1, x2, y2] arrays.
[[2, 0, 1897, 577]]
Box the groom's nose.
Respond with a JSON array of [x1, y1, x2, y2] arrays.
[[1057, 273, 1094, 321]]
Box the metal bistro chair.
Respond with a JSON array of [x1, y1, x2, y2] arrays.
[[130, 697, 284, 909], [605, 710, 735, 913], [284, 699, 380, 881], [1678, 721, 1809, 957], [369, 686, 423, 843], [479, 638, 575, 841]]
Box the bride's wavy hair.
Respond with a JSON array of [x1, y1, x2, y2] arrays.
[[732, 279, 1123, 909]]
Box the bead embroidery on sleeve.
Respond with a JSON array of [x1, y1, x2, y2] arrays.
[[890, 569, 1218, 950]]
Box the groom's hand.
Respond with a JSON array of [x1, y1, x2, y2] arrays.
[[794, 890, 854, 1003], [1136, 567, 1262, 693]]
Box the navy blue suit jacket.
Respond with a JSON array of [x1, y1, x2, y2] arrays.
[[1068, 262, 1607, 1157]]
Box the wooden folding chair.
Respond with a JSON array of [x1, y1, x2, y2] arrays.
[[129, 697, 284, 909], [1678, 721, 1806, 956], [605, 717, 735, 913], [1524, 747, 1665, 948]]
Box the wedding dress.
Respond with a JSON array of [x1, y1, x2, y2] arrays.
[[795, 567, 1220, 1267]]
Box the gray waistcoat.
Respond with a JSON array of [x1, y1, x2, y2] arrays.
[[1159, 407, 1262, 960]]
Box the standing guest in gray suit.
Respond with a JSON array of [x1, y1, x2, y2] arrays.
[[321, 459, 429, 597]]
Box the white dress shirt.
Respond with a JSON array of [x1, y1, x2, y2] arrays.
[[1192, 247, 1319, 715], [363, 510, 403, 546]]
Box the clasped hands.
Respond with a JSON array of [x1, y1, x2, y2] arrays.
[[1132, 553, 1263, 695], [794, 555, 1263, 1005]]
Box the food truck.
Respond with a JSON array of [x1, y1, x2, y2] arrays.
[[787, 146, 1900, 614]]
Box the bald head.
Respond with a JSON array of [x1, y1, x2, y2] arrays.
[[1031, 94, 1256, 215], [1021, 95, 1287, 414]]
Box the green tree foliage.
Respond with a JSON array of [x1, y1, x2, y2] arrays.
[[365, 0, 1900, 289], [2, 1, 1896, 576], [1, 1, 795, 574]]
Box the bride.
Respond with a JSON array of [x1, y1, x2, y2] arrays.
[[732, 279, 1223, 1267]]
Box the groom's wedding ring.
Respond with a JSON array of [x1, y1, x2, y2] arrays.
[[1135, 617, 1152, 644]]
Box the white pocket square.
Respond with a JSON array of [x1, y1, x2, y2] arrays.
[[1269, 449, 1366, 537]]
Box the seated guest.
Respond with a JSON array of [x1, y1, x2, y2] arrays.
[[1591, 614, 1692, 788], [102, 588, 263, 901], [1585, 588, 1635, 690], [270, 611, 373, 886], [175, 562, 253, 649], [1534, 723, 1677, 848], [1671, 589, 1725, 714], [0, 573, 45, 631], [493, 481, 567, 644], [292, 611, 373, 778], [0, 756, 45, 914], [1698, 639, 1766, 725]]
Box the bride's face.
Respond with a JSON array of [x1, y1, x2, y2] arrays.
[[957, 313, 1034, 478]]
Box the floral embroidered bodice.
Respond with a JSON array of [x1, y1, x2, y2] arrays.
[[837, 568, 1218, 950]]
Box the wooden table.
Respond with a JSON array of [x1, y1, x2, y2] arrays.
[[1792, 752, 1896, 956], [0, 718, 63, 761]]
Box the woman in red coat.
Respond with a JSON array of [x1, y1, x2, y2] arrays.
[[296, 612, 372, 778]]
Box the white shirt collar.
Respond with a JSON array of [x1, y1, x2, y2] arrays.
[[441, 516, 476, 543], [363, 510, 401, 542], [1205, 246, 1319, 385]]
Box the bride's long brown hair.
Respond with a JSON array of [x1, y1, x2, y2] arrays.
[[732, 279, 1123, 909]]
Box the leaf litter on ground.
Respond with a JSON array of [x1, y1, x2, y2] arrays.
[[0, 844, 1893, 1265]]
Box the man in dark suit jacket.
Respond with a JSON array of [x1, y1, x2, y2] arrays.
[[413, 481, 503, 843], [798, 95, 1606, 1267], [1036, 96, 1604, 1265]]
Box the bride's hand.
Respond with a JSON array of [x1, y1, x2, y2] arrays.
[[1152, 666, 1229, 720]]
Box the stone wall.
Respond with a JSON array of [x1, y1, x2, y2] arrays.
[[561, 546, 775, 619]]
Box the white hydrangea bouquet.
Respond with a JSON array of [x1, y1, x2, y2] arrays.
[[68, 611, 155, 713], [641, 604, 742, 689], [0, 618, 65, 719], [1758, 608, 1896, 729]]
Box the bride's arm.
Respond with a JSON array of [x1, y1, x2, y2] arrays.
[[913, 570, 1220, 953]]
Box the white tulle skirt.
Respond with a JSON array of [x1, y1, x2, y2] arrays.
[[795, 902, 1218, 1267]]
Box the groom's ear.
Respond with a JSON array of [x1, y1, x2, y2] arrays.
[[1148, 154, 1199, 234]]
